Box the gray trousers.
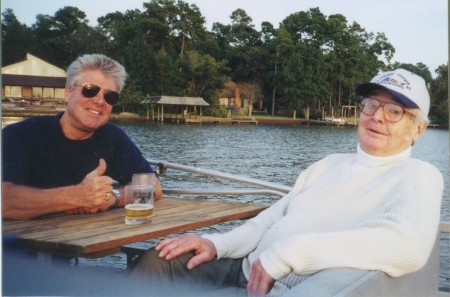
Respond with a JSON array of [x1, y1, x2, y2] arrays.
[[130, 248, 248, 296]]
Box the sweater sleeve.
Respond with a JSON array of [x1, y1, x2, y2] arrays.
[[259, 164, 444, 280], [202, 164, 315, 259], [202, 193, 291, 259]]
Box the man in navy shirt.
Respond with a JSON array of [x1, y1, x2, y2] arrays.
[[3, 54, 162, 220]]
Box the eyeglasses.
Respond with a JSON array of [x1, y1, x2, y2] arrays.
[[360, 97, 415, 122], [74, 83, 119, 106]]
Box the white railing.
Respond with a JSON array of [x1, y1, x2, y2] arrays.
[[148, 159, 292, 195]]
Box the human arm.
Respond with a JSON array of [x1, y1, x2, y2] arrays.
[[152, 168, 298, 271], [154, 177, 163, 201], [257, 164, 444, 281], [200, 165, 312, 260], [3, 159, 116, 220], [66, 169, 163, 215]]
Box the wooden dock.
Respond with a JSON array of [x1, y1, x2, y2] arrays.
[[175, 117, 258, 125]]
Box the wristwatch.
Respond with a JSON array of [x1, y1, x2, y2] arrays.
[[112, 180, 121, 207]]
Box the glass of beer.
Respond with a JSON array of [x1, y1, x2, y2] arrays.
[[124, 184, 155, 225], [132, 173, 155, 187]]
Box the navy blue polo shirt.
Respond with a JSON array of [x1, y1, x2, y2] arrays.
[[2, 113, 152, 188]]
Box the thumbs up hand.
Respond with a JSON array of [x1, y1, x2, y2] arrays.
[[86, 158, 108, 178], [65, 159, 115, 214]]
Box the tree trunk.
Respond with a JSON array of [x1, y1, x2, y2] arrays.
[[303, 106, 310, 121], [271, 59, 278, 116]]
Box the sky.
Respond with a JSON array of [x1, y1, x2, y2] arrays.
[[2, 0, 448, 76]]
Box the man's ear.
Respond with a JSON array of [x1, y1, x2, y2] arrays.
[[412, 121, 428, 143], [64, 87, 71, 104]]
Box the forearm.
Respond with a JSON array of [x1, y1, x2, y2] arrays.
[[203, 192, 292, 259], [261, 224, 437, 281], [2, 182, 84, 220], [2, 181, 115, 220]]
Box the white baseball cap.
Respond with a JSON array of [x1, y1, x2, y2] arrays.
[[355, 68, 430, 117]]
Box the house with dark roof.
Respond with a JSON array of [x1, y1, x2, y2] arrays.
[[1, 53, 66, 106], [219, 82, 264, 115]]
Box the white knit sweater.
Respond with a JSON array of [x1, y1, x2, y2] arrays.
[[202, 145, 443, 292]]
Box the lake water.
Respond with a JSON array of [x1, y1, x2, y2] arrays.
[[2, 117, 449, 290]]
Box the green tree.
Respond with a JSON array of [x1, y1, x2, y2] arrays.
[[99, 10, 164, 95], [390, 62, 432, 83], [279, 42, 329, 119], [171, 1, 208, 56], [1, 9, 34, 66], [117, 79, 145, 113], [229, 9, 260, 47], [179, 50, 230, 104], [32, 6, 97, 68], [278, 8, 330, 119], [429, 64, 448, 126], [210, 22, 233, 62], [217, 9, 262, 83], [324, 14, 375, 107]]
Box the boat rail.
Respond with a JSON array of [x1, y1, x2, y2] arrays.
[[148, 159, 449, 296], [149, 159, 291, 197]]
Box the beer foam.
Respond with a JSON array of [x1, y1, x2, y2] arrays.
[[125, 204, 153, 210]]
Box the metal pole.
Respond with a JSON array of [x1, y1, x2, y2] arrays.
[[148, 159, 292, 193]]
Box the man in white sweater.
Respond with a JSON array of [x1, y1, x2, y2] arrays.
[[131, 69, 443, 297]]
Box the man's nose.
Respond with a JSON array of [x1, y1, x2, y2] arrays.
[[91, 92, 106, 105], [372, 106, 386, 121]]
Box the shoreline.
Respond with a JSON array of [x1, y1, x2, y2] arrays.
[[1, 108, 355, 126], [2, 108, 444, 128]]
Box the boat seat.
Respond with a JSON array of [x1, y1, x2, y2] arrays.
[[282, 235, 440, 297]]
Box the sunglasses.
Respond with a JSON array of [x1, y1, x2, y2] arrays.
[[74, 83, 120, 106]]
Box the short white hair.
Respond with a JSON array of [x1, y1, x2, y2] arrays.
[[65, 54, 127, 92]]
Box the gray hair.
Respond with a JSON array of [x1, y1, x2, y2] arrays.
[[65, 54, 127, 92], [411, 108, 429, 125]]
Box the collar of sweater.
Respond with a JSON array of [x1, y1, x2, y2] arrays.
[[356, 144, 411, 168]]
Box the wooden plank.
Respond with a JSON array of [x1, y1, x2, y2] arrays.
[[74, 203, 265, 254], [61, 200, 264, 254], [8, 199, 246, 241], [440, 222, 450, 233], [3, 197, 266, 258]]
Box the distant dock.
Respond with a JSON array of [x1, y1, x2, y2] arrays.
[[183, 118, 258, 125]]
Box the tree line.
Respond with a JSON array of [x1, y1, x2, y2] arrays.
[[2, 0, 448, 126]]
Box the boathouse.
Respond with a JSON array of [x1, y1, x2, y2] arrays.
[[141, 96, 210, 122], [322, 105, 358, 126], [2, 53, 66, 108]]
